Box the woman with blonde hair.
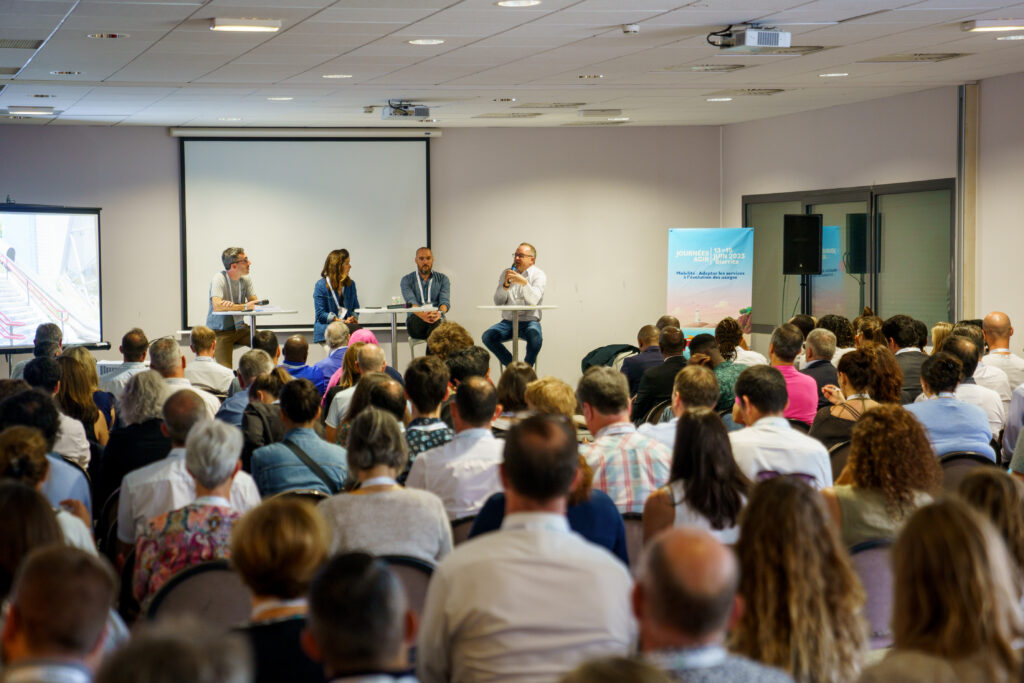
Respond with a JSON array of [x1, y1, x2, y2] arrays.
[[313, 248, 359, 343], [859, 500, 1024, 682], [56, 354, 109, 446], [732, 476, 867, 682], [63, 345, 115, 430], [958, 469, 1024, 575], [930, 321, 953, 354], [232, 497, 329, 683]]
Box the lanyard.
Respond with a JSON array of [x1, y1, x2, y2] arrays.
[[361, 476, 398, 487], [224, 272, 240, 303], [846, 393, 871, 401], [324, 277, 342, 311], [417, 274, 432, 305], [935, 392, 957, 399]]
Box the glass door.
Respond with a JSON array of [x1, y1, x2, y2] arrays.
[[808, 200, 870, 320]]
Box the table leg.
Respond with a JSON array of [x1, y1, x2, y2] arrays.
[[511, 310, 520, 362], [248, 314, 255, 346], [390, 313, 399, 370]]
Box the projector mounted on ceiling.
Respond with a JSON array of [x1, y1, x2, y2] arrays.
[[708, 25, 792, 53], [382, 100, 430, 120]]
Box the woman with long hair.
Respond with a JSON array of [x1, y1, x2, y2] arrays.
[[313, 249, 359, 343], [63, 345, 115, 430], [958, 469, 1024, 575], [643, 407, 750, 544], [859, 500, 1024, 682], [56, 354, 109, 446], [822, 405, 940, 546], [493, 361, 537, 434], [731, 476, 867, 682]]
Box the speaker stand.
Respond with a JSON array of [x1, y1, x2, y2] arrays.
[[799, 274, 811, 315]]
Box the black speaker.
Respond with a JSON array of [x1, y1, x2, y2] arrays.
[[845, 213, 868, 274], [782, 214, 822, 275]]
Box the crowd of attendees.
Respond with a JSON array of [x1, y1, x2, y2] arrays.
[[0, 309, 1023, 683]]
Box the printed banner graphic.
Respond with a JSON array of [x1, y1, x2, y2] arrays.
[[667, 228, 753, 338]]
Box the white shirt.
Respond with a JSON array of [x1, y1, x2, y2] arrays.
[[56, 508, 97, 555], [163, 376, 221, 420], [974, 362, 1011, 415], [54, 413, 90, 469], [914, 382, 1005, 435], [493, 265, 547, 322], [733, 347, 768, 366], [405, 428, 504, 520], [325, 385, 357, 428], [99, 361, 148, 400], [984, 349, 1024, 390], [729, 416, 831, 489], [184, 355, 235, 394], [638, 416, 677, 449], [831, 346, 856, 367], [417, 512, 635, 683], [116, 448, 261, 543]]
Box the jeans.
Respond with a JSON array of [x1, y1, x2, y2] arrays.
[[482, 319, 543, 366]]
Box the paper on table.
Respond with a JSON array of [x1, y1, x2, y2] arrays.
[[254, 305, 285, 313]]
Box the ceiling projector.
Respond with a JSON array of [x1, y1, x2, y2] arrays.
[[720, 27, 791, 50], [382, 103, 430, 120]]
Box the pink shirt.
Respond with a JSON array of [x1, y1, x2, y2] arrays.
[[776, 364, 818, 425]]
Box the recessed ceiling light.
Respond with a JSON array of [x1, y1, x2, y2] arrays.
[[706, 97, 733, 102], [607, 117, 630, 122], [408, 38, 445, 45], [819, 72, 848, 77], [578, 74, 604, 79], [496, 0, 541, 6], [962, 19, 1024, 32], [421, 118, 439, 123], [49, 70, 81, 76], [87, 33, 129, 39], [31, 94, 55, 99], [267, 97, 293, 101], [322, 74, 352, 79], [218, 117, 242, 122], [493, 97, 517, 102], [997, 34, 1024, 40], [210, 18, 281, 32], [6, 106, 54, 116]]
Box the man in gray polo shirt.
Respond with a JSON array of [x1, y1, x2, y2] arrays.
[[206, 246, 259, 368]]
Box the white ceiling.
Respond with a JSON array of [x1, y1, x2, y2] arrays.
[[1, 0, 1023, 127]]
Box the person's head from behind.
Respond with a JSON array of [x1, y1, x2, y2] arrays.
[[120, 370, 169, 428], [804, 328, 836, 363], [369, 379, 406, 423], [33, 323, 62, 349], [161, 389, 209, 447], [120, 327, 149, 362], [882, 314, 918, 351], [426, 321, 473, 361], [356, 343, 386, 375], [951, 322, 986, 355], [853, 314, 885, 347], [835, 348, 874, 394], [403, 355, 449, 416], [502, 414, 578, 505], [769, 323, 803, 364], [496, 361, 537, 413], [23, 357, 60, 394], [185, 419, 241, 492], [283, 335, 309, 364], [658, 327, 686, 358], [56, 355, 97, 422], [983, 312, 1013, 348], [672, 365, 719, 415], [892, 500, 1023, 667], [816, 314, 855, 349], [0, 481, 62, 600], [560, 657, 670, 683], [62, 347, 100, 392], [447, 346, 490, 384], [670, 408, 749, 530], [95, 617, 252, 683], [958, 470, 1024, 576], [189, 326, 216, 357], [32, 341, 60, 361], [848, 404, 941, 515], [342, 372, 390, 426], [304, 552, 414, 676], [577, 366, 630, 427], [231, 498, 328, 601], [685, 333, 719, 362], [279, 379, 320, 428], [635, 527, 739, 650], [912, 319, 928, 350], [732, 476, 866, 680], [655, 315, 680, 331], [931, 322, 953, 353], [788, 314, 815, 340], [525, 376, 577, 421], [940, 334, 979, 379], [339, 342, 366, 389], [636, 324, 659, 349], [2, 545, 116, 668], [148, 337, 183, 377], [252, 330, 279, 362], [237, 349, 273, 388], [248, 367, 290, 404], [325, 321, 350, 351], [920, 351, 963, 395], [452, 376, 498, 431], [0, 426, 50, 489], [347, 408, 408, 476], [0, 389, 60, 452], [733, 365, 787, 422], [714, 317, 743, 361]]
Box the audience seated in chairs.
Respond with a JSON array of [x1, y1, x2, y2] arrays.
[[303, 553, 418, 683], [821, 405, 941, 547], [133, 420, 245, 609], [425, 320, 473, 362], [810, 349, 883, 451], [638, 364, 720, 449], [321, 339, 367, 406], [149, 337, 221, 421], [314, 321, 350, 380], [731, 476, 867, 682], [492, 361, 537, 435], [98, 327, 149, 403], [216, 349, 274, 428], [402, 356, 454, 482], [279, 335, 327, 397], [325, 344, 388, 444], [958, 469, 1024, 577], [643, 407, 751, 545], [859, 500, 1024, 682], [767, 323, 818, 427], [631, 327, 686, 424], [619, 324, 663, 397], [716, 316, 768, 367], [685, 333, 747, 418], [327, 371, 391, 448], [319, 408, 452, 564], [63, 345, 116, 431], [232, 497, 328, 683], [800, 328, 838, 409], [816, 314, 857, 367], [25, 356, 91, 470], [241, 368, 290, 468], [185, 325, 237, 396]]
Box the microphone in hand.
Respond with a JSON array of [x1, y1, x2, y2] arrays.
[[505, 264, 517, 288]]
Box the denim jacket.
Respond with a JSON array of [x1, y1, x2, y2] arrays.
[[251, 428, 349, 496]]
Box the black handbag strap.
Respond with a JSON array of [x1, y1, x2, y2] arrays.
[[282, 440, 339, 494]]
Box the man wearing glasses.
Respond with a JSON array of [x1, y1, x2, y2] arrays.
[[206, 246, 259, 368], [481, 242, 546, 368]]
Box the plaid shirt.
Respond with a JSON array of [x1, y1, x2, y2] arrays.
[[584, 422, 672, 515], [400, 418, 455, 484]]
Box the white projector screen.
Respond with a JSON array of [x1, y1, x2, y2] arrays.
[[181, 139, 429, 329], [0, 207, 102, 350]]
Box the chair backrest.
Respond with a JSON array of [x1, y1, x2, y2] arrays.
[[622, 512, 644, 575], [787, 418, 811, 434], [849, 539, 894, 650], [98, 488, 121, 563], [118, 548, 140, 625], [939, 451, 999, 493], [379, 555, 434, 619], [272, 488, 330, 504], [451, 516, 476, 546], [828, 440, 852, 483], [146, 560, 252, 628], [644, 400, 671, 425]]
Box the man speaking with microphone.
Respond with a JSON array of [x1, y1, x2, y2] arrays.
[[481, 242, 546, 368], [207, 246, 260, 368]]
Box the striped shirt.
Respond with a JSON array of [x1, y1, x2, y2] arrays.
[[584, 422, 672, 515]]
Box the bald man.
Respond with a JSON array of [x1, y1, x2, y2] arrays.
[[983, 311, 1024, 389], [279, 335, 327, 396], [636, 528, 793, 682], [621, 324, 662, 396]]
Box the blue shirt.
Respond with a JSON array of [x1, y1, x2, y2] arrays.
[[314, 346, 347, 380], [41, 453, 92, 514], [906, 397, 995, 461], [400, 270, 451, 318], [280, 362, 328, 396], [313, 277, 359, 343], [251, 427, 349, 496], [216, 387, 250, 427]]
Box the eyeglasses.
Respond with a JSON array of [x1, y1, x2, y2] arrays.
[[513, 252, 532, 259], [233, 257, 250, 265]]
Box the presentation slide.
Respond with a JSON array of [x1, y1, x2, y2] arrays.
[[181, 139, 429, 329], [0, 208, 102, 349]]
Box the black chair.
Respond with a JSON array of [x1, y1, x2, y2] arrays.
[[60, 454, 91, 482], [787, 418, 811, 434], [849, 539, 894, 651], [828, 440, 852, 483], [451, 516, 476, 546], [271, 488, 330, 504], [644, 400, 671, 425], [622, 512, 644, 575], [117, 548, 140, 625], [97, 487, 121, 563], [939, 451, 999, 493], [146, 560, 252, 628], [379, 555, 435, 619]]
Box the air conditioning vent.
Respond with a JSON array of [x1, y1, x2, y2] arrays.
[[860, 53, 967, 63]]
